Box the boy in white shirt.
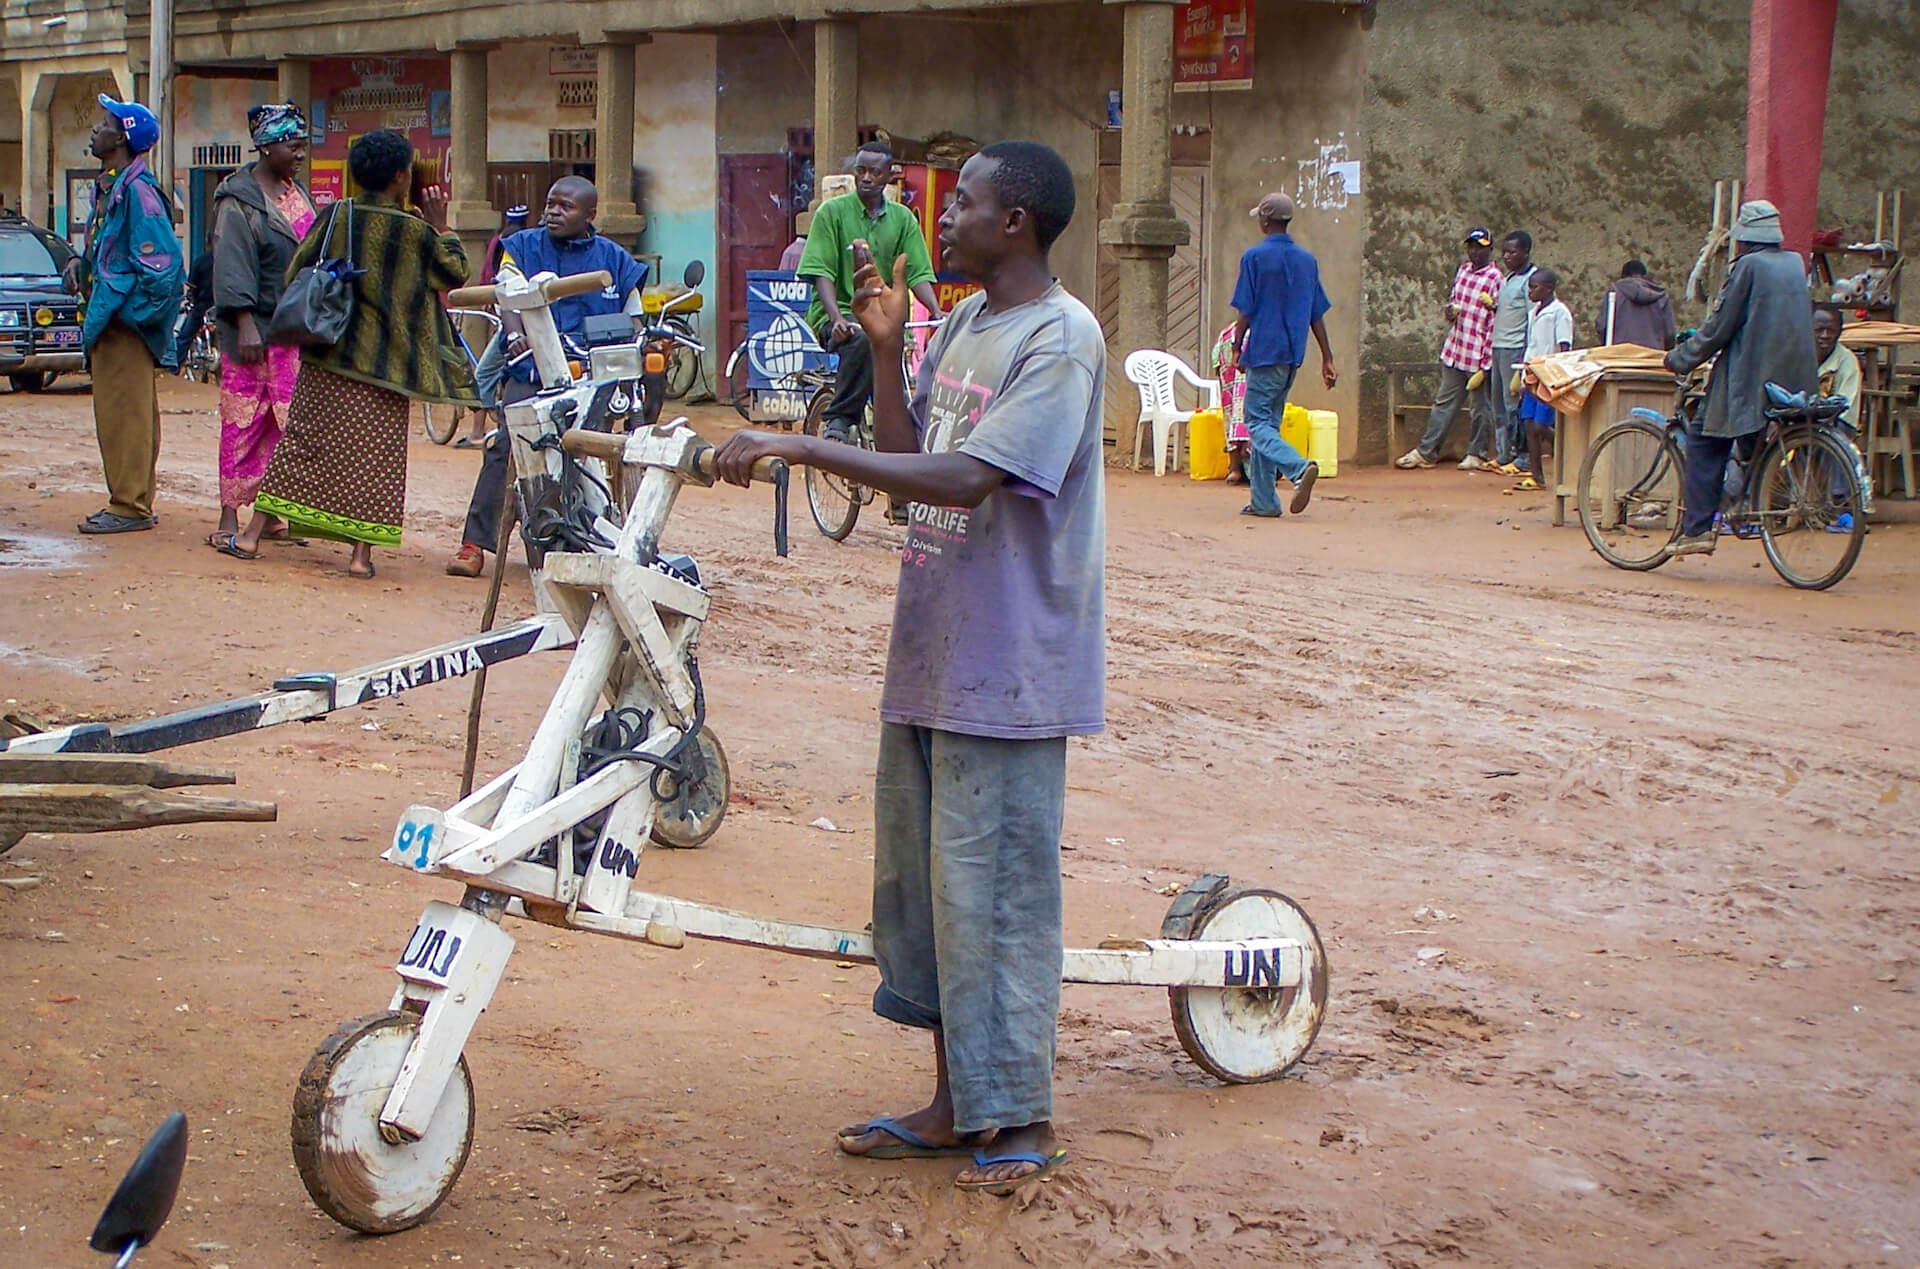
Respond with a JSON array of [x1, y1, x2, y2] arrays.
[[1516, 267, 1573, 491]]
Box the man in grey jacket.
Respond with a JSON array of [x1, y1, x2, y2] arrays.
[[1662, 200, 1816, 557], [1594, 260, 1675, 349]]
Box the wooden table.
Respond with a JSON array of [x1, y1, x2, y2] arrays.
[[1847, 340, 1918, 499], [1549, 370, 1678, 525]]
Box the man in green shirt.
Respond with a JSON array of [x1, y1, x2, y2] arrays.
[[796, 141, 940, 444]]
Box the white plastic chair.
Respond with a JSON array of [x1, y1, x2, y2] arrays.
[[1123, 349, 1220, 475]]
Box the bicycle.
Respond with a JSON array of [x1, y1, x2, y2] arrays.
[[800, 319, 941, 541], [1576, 375, 1871, 590], [421, 307, 501, 445]]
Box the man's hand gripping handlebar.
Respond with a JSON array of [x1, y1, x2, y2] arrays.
[[560, 429, 789, 558]]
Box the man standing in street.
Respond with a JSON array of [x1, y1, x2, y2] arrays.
[[1662, 200, 1816, 558], [1593, 259, 1676, 349], [1489, 230, 1537, 474], [795, 141, 941, 445], [445, 177, 646, 577], [69, 95, 183, 535], [1396, 227, 1504, 471], [716, 140, 1103, 1197], [1223, 191, 1335, 517]]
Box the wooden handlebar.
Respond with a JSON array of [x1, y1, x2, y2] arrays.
[[446, 269, 615, 309], [691, 448, 787, 483], [558, 429, 628, 464]]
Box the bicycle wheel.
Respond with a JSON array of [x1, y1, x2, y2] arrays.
[[422, 402, 461, 445], [1576, 420, 1684, 570], [662, 317, 699, 400], [1752, 426, 1866, 590], [726, 349, 752, 420], [803, 387, 864, 542]]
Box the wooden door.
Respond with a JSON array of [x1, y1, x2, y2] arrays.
[[1096, 164, 1208, 443], [718, 153, 792, 385]]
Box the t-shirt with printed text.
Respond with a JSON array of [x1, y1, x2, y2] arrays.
[[881, 282, 1108, 740]]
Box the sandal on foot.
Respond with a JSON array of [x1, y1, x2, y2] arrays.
[[260, 529, 310, 546], [346, 562, 377, 580], [209, 531, 259, 561], [836, 1117, 975, 1160], [955, 1148, 1069, 1196]]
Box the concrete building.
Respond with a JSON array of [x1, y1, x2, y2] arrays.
[[0, 0, 1372, 464]]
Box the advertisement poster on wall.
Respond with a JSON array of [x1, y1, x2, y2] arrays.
[[1174, 0, 1254, 92]]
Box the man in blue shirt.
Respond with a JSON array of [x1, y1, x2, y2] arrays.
[[1223, 191, 1337, 518], [448, 177, 646, 576]]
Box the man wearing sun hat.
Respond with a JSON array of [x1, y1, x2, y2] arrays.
[[1661, 199, 1816, 558], [67, 95, 183, 535], [1223, 189, 1336, 518]]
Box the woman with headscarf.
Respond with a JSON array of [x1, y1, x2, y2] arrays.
[[206, 101, 316, 545], [213, 129, 478, 579]]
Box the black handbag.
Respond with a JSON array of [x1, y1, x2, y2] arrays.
[[266, 199, 364, 348]]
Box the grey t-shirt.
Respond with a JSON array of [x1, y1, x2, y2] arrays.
[[879, 282, 1107, 740], [1493, 265, 1536, 349]]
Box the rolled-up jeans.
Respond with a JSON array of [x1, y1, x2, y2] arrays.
[[1243, 362, 1311, 513], [871, 722, 1066, 1135]]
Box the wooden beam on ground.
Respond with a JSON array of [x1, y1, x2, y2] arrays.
[[0, 753, 237, 788], [0, 785, 277, 836]]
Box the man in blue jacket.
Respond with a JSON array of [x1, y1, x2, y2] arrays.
[[445, 177, 646, 576], [69, 95, 183, 534]]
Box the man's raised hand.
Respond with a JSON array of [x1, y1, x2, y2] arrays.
[[850, 243, 910, 352]]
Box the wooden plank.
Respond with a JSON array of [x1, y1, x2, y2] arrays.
[[0, 784, 277, 835], [0, 754, 236, 788]]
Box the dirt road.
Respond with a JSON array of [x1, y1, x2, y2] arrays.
[[2, 377, 1916, 1267]]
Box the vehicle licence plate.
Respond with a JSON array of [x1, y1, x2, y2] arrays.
[[45, 328, 78, 346]]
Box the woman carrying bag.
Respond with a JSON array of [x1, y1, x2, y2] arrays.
[[208, 102, 315, 546], [214, 129, 479, 580]]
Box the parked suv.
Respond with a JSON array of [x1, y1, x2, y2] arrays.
[[0, 214, 83, 392]]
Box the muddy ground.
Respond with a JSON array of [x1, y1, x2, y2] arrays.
[[1, 376, 1916, 1268]]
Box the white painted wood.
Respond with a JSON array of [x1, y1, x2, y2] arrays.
[[495, 603, 626, 825], [602, 566, 697, 721], [380, 902, 514, 1139], [542, 553, 711, 623], [577, 785, 655, 915], [438, 754, 661, 876], [1169, 891, 1329, 1082], [1063, 939, 1303, 988], [449, 762, 520, 831]]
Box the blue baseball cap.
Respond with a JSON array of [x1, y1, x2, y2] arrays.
[[97, 94, 160, 155]]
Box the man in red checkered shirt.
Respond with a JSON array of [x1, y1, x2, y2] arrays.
[[1397, 227, 1506, 470]]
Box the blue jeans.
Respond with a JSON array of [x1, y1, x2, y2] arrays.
[[1243, 363, 1310, 513], [1491, 347, 1526, 464], [472, 331, 504, 411], [871, 722, 1066, 1135]]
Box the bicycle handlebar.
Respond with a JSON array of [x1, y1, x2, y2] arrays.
[[448, 270, 614, 309], [557, 431, 788, 557]]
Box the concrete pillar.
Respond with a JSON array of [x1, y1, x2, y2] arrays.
[[276, 58, 310, 111], [22, 70, 54, 230], [1097, 0, 1189, 466], [811, 19, 858, 210], [594, 41, 644, 239], [447, 47, 493, 235], [1745, 0, 1837, 259]]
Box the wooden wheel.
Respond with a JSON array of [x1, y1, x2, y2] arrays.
[[1161, 875, 1329, 1083], [291, 1012, 474, 1234], [649, 727, 730, 849]]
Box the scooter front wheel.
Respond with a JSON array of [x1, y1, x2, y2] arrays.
[[291, 1011, 474, 1235]]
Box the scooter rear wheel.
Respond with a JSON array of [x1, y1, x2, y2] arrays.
[[291, 1011, 474, 1235]]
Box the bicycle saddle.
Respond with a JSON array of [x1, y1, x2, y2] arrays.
[[1762, 381, 1849, 420]]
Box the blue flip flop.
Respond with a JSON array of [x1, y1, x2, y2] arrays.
[[955, 1147, 1070, 1196], [835, 1116, 975, 1160]]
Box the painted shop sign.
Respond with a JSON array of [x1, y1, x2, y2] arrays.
[[549, 46, 598, 77], [1174, 0, 1254, 92]]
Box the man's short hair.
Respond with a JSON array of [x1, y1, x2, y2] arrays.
[[1621, 259, 1648, 277], [349, 129, 414, 194], [1814, 303, 1846, 330], [850, 140, 894, 165], [977, 140, 1076, 252], [1504, 229, 1533, 253]]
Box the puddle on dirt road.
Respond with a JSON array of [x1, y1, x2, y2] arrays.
[[0, 531, 92, 571]]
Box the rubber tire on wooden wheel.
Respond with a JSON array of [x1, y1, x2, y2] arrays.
[[1161, 875, 1330, 1084], [649, 728, 730, 848], [291, 1011, 474, 1235]]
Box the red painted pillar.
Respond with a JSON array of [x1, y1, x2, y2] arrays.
[[1745, 0, 1838, 258]]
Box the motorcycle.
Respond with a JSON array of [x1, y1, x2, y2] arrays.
[[89, 1112, 187, 1266]]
